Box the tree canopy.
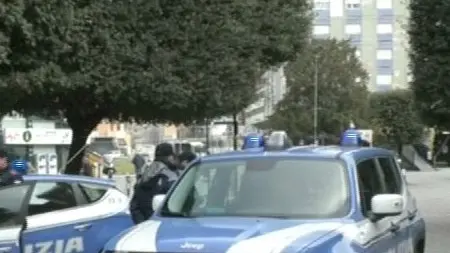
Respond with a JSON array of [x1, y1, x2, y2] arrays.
[[0, 0, 312, 173], [369, 90, 423, 152], [408, 0, 450, 128], [263, 38, 369, 143]]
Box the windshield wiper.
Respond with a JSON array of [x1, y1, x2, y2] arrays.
[[159, 210, 190, 218], [229, 213, 290, 219], [251, 215, 289, 219]]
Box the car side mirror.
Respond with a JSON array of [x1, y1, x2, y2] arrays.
[[370, 194, 403, 221], [152, 194, 166, 211]]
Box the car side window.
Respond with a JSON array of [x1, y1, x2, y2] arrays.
[[377, 157, 402, 194], [78, 183, 108, 203], [0, 184, 30, 228], [28, 182, 77, 216], [356, 159, 384, 217]]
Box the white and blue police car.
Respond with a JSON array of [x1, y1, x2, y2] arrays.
[[0, 174, 133, 253], [103, 145, 426, 253]]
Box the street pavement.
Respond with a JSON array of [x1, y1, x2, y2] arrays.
[[407, 170, 450, 253]]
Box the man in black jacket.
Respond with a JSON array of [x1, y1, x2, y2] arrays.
[[129, 143, 179, 224], [0, 150, 23, 187], [132, 153, 146, 180], [178, 151, 197, 170]]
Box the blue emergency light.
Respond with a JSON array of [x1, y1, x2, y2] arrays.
[[242, 133, 265, 150], [242, 131, 292, 151]]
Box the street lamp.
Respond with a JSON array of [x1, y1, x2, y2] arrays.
[[313, 55, 319, 146]]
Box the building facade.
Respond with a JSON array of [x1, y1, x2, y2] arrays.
[[313, 0, 409, 91], [1, 115, 72, 173], [89, 121, 132, 153], [244, 66, 287, 129]]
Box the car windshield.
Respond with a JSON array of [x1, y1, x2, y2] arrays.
[[161, 157, 350, 219]]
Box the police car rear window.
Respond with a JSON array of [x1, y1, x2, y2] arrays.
[[79, 183, 108, 203]]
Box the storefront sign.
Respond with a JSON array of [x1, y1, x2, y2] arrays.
[[4, 128, 72, 145]]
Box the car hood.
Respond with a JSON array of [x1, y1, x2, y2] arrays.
[[106, 217, 347, 253]]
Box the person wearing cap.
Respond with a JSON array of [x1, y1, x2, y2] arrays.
[[0, 150, 23, 187], [178, 151, 197, 170], [129, 142, 180, 224]]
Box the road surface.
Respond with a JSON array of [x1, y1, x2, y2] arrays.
[[407, 170, 450, 253]]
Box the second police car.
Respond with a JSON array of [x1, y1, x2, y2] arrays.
[[0, 174, 133, 253], [103, 144, 426, 253]]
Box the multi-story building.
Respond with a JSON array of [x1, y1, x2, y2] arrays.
[[244, 66, 287, 129], [313, 0, 409, 91]]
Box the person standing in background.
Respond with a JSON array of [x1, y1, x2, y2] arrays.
[[132, 153, 146, 180], [178, 151, 197, 170], [81, 156, 94, 177], [0, 150, 23, 187], [129, 143, 179, 224]]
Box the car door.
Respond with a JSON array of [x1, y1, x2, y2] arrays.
[[73, 182, 132, 253], [21, 181, 85, 253], [0, 183, 32, 253], [356, 158, 401, 253], [377, 156, 414, 253]]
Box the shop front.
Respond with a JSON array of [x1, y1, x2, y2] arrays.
[[3, 128, 72, 174]]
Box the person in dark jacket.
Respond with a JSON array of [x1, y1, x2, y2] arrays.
[[129, 143, 179, 224], [81, 156, 94, 177], [178, 151, 197, 170], [0, 150, 23, 187], [132, 153, 147, 180]]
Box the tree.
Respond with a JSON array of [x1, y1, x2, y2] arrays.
[[408, 0, 450, 128], [369, 90, 423, 153], [0, 0, 312, 173], [264, 38, 369, 143]]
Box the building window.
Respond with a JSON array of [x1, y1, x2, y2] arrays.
[[345, 24, 361, 34], [377, 61, 393, 75], [378, 34, 393, 49], [376, 50, 392, 60], [314, 0, 330, 10], [376, 75, 392, 85], [345, 0, 361, 9], [376, 24, 393, 34], [313, 25, 330, 35], [349, 35, 361, 47], [376, 0, 392, 9]]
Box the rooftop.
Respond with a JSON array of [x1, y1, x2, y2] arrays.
[[202, 145, 393, 162]]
